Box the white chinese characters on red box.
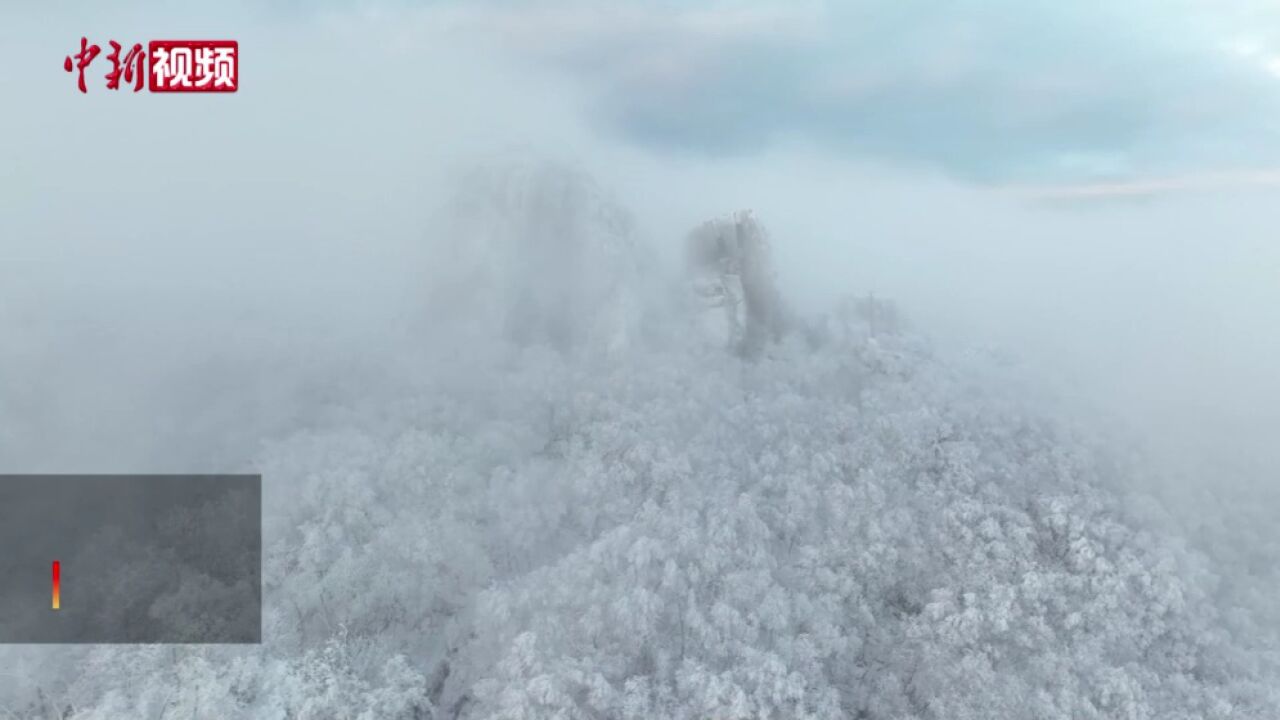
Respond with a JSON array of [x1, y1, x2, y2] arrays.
[[63, 37, 238, 94], [149, 41, 238, 92]]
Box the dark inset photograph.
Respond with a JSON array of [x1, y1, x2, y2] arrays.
[[0, 475, 261, 644]]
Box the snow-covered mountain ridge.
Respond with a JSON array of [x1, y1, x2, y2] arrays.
[[9, 162, 1278, 719]]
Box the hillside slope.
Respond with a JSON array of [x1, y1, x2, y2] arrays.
[[8, 165, 1278, 720]]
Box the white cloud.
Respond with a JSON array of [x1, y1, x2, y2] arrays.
[[421, 0, 1280, 183]]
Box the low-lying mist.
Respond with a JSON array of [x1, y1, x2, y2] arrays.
[[4, 0, 1278, 541]]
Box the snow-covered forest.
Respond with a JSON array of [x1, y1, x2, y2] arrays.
[[6, 1, 1280, 717], [2, 160, 1277, 719]]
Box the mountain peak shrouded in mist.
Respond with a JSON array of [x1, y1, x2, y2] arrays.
[[423, 156, 653, 356], [9, 165, 1274, 720], [6, 0, 1280, 715]]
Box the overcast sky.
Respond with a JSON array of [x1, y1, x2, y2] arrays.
[[1, 1, 1278, 491], [5, 1, 1280, 186], [447, 0, 1280, 184]]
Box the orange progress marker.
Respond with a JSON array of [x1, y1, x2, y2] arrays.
[[51, 561, 60, 610]]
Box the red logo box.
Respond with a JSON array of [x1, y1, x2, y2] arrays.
[[148, 40, 238, 92]]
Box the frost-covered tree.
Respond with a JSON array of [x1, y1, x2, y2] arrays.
[[686, 210, 790, 357]]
